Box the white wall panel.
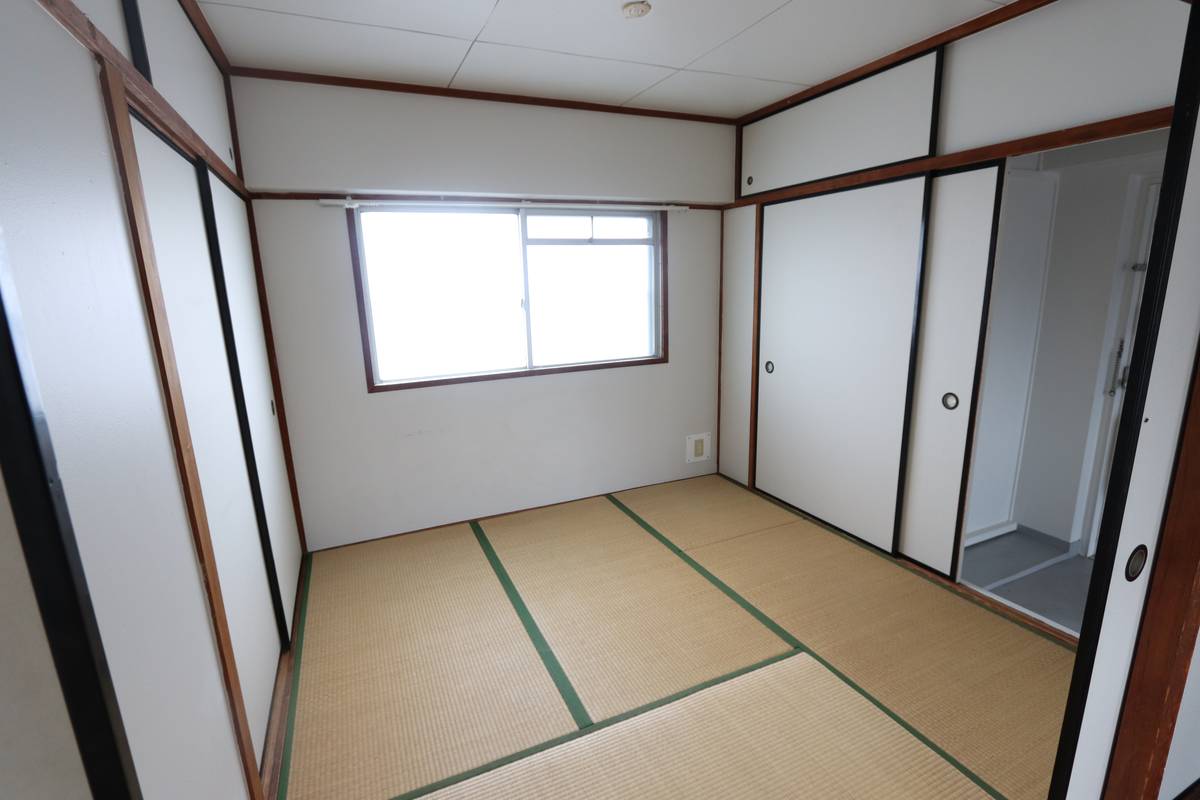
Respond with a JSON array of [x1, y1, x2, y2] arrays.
[[255, 202, 720, 550], [963, 169, 1056, 538], [0, 4, 248, 796], [899, 166, 998, 576], [740, 53, 936, 195], [718, 205, 756, 485], [941, 0, 1186, 154], [1066, 109, 1200, 800], [232, 77, 734, 203], [756, 178, 926, 550], [134, 122, 277, 757], [1162, 641, 1200, 798], [139, 0, 235, 170], [210, 174, 301, 630]]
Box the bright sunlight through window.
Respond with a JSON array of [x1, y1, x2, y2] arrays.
[[357, 208, 663, 387]]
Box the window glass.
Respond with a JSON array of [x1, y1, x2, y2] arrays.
[[360, 211, 527, 382]]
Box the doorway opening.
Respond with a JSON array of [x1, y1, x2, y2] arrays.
[[959, 130, 1167, 635]]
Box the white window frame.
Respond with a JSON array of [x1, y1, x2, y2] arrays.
[[349, 205, 667, 391]]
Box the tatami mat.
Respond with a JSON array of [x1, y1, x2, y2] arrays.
[[427, 653, 991, 800], [478, 496, 791, 720], [614, 474, 796, 549], [283, 524, 577, 800], [616, 477, 1073, 800]]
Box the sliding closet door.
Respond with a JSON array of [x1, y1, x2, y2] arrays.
[[757, 177, 926, 550], [132, 121, 278, 758], [897, 166, 1001, 576]]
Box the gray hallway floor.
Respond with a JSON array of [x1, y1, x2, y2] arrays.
[[961, 528, 1092, 633]]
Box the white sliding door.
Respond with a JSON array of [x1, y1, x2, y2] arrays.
[[209, 175, 301, 630], [756, 177, 926, 550], [133, 121, 278, 758], [898, 166, 1000, 576]]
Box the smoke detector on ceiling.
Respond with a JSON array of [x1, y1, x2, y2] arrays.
[[622, 1, 652, 19]]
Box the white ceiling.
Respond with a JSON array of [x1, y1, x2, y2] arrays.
[[200, 0, 1013, 119]]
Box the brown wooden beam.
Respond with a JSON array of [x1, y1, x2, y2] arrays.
[[177, 0, 230, 73], [97, 59, 264, 800], [227, 66, 738, 126], [739, 0, 1058, 125], [35, 0, 245, 195], [730, 107, 1173, 209]]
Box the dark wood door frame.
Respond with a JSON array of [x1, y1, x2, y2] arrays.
[[1103, 10, 1200, 794], [1051, 4, 1200, 797]]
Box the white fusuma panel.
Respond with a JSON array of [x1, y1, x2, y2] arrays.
[[756, 177, 926, 550], [898, 166, 1000, 576], [741, 53, 937, 195]]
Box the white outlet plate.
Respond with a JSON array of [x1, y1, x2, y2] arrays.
[[686, 433, 712, 463]]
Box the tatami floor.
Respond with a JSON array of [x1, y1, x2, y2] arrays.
[[277, 476, 1076, 800]]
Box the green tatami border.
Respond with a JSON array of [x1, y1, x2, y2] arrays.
[[389, 650, 801, 800], [276, 552, 312, 800], [470, 520, 592, 729], [606, 493, 1005, 800]]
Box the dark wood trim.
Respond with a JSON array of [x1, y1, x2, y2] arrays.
[[344, 209, 378, 391], [733, 125, 744, 201], [747, 205, 763, 487], [195, 163, 290, 647], [0, 204, 143, 800], [118, 0, 150, 81], [34, 0, 245, 196], [715, 210, 725, 469], [346, 206, 670, 394], [228, 66, 737, 126], [260, 555, 308, 797], [1103, 13, 1200, 793], [1106, 343, 1200, 799], [728, 107, 1174, 210], [891, 174, 935, 556], [98, 60, 265, 800], [949, 161, 1007, 582], [660, 209, 670, 363], [737, 0, 1057, 125], [177, 0, 230, 73], [251, 190, 725, 212], [1051, 7, 1199, 795], [244, 201, 309, 553]]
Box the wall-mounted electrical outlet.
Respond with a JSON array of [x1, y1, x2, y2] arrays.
[[685, 433, 712, 464]]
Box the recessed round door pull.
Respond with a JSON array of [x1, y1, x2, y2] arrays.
[[942, 392, 959, 410], [1125, 544, 1149, 581], [764, 360, 774, 374]]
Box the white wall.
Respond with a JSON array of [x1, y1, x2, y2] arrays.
[[964, 168, 1056, 538], [232, 76, 734, 203], [718, 206, 755, 485], [134, 122, 279, 757], [210, 173, 302, 629], [941, 0, 1186, 153], [256, 201, 720, 549], [1162, 643, 1200, 798], [1016, 148, 1165, 542], [139, 0, 236, 170], [0, 3, 249, 797], [0, 477, 91, 800], [1067, 100, 1200, 800], [75, 0, 129, 58]]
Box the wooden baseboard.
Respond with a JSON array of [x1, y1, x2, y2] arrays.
[[260, 556, 308, 797]]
